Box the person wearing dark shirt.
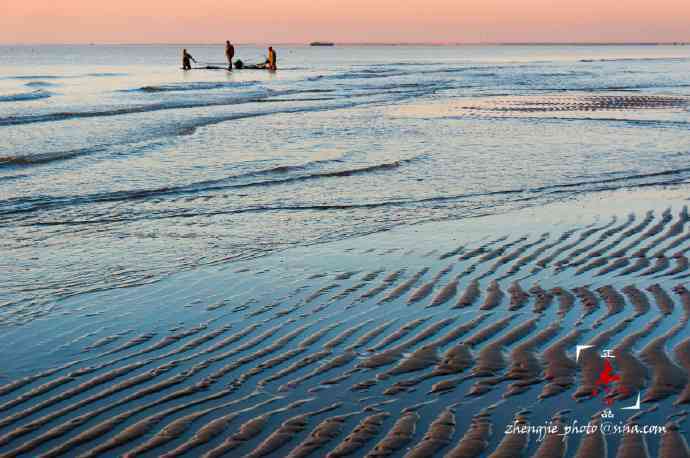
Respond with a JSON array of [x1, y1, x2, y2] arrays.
[[182, 49, 196, 70], [225, 41, 235, 70]]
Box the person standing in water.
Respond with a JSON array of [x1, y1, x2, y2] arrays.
[[225, 41, 235, 70], [181, 49, 196, 70], [267, 46, 277, 70]]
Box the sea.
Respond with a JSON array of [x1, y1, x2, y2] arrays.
[[1, 44, 690, 320]]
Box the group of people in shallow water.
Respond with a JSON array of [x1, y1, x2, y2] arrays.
[[181, 42, 277, 71]]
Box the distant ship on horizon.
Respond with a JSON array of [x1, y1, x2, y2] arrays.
[[310, 41, 335, 47]]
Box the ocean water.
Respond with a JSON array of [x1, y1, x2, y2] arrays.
[[1, 44, 690, 320]]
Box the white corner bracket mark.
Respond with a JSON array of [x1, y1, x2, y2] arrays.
[[622, 393, 642, 410], [576, 345, 594, 362]]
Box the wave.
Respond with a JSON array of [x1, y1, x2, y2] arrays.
[[229, 166, 690, 213], [0, 90, 52, 102], [308, 65, 493, 81], [3, 73, 125, 82], [0, 94, 388, 174], [467, 72, 498, 77], [580, 57, 689, 63], [85, 72, 128, 77], [24, 81, 59, 88], [0, 147, 107, 168], [4, 160, 689, 226], [128, 81, 260, 93], [325, 63, 679, 90], [584, 83, 690, 91], [0, 157, 423, 217], [0, 174, 29, 183], [516, 116, 690, 129], [0, 78, 430, 127], [0, 89, 278, 126], [14, 164, 690, 228], [308, 70, 409, 81], [352, 61, 454, 67], [530, 71, 595, 77], [514, 84, 690, 94], [339, 80, 454, 92], [4, 75, 63, 80], [162, 92, 388, 137]]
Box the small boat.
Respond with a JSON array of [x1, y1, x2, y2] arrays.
[[310, 42, 335, 47]]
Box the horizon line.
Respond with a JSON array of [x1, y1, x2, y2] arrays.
[[2, 41, 689, 47]]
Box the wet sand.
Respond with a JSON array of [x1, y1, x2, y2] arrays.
[[1, 187, 690, 457]]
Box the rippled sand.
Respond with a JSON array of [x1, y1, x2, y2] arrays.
[[1, 188, 690, 457]]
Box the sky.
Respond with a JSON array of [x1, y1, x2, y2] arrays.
[[3, 0, 690, 44]]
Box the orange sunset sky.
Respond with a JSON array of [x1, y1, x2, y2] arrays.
[[3, 0, 690, 44]]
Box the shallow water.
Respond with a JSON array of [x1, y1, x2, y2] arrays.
[[1, 44, 690, 318]]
